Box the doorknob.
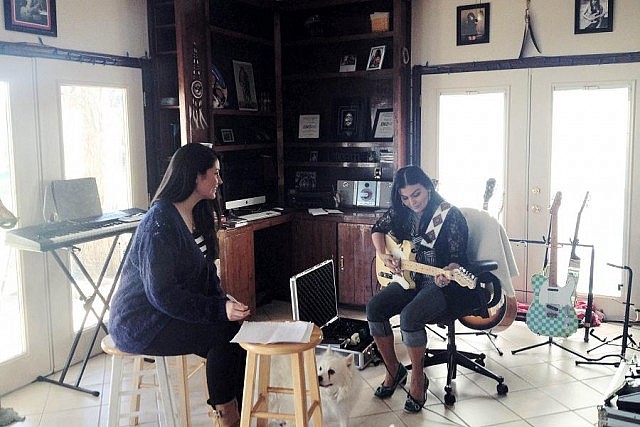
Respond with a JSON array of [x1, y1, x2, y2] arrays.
[[530, 205, 541, 213], [531, 187, 541, 194]]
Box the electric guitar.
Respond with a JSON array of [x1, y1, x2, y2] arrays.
[[526, 192, 579, 338], [482, 178, 496, 211], [376, 235, 476, 290]]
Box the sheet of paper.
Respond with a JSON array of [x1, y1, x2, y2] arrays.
[[231, 321, 313, 344], [325, 209, 343, 214], [308, 208, 328, 216]]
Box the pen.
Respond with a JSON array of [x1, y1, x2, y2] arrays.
[[226, 294, 242, 304]]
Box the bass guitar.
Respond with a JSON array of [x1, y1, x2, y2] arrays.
[[526, 192, 579, 338], [376, 235, 476, 290]]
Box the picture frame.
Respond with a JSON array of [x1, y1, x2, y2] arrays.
[[456, 3, 490, 46], [372, 108, 394, 140], [574, 0, 613, 34], [220, 128, 235, 144], [339, 54, 357, 72], [298, 114, 320, 139], [309, 150, 319, 162], [366, 46, 385, 71], [232, 60, 258, 111], [334, 97, 367, 141], [3, 0, 57, 36]]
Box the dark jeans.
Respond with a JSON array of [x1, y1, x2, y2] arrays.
[[366, 281, 447, 347], [143, 318, 245, 407]]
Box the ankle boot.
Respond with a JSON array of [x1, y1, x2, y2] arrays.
[[211, 398, 240, 427]]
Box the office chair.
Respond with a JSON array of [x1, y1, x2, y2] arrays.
[[413, 207, 518, 405], [420, 262, 509, 406]]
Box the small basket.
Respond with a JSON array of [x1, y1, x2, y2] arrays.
[[370, 12, 390, 32]]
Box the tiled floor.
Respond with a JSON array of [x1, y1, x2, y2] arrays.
[[2, 299, 635, 426]]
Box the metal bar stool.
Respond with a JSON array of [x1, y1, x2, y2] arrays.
[[238, 324, 323, 427]]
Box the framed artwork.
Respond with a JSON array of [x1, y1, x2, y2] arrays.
[[309, 150, 319, 162], [456, 3, 490, 46], [3, 0, 57, 36], [334, 98, 367, 141], [298, 114, 320, 139], [232, 60, 258, 111], [220, 128, 235, 143], [575, 0, 613, 34], [339, 54, 357, 72], [372, 108, 394, 140], [366, 46, 385, 70]]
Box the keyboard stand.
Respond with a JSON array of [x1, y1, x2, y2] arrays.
[[36, 233, 134, 396]]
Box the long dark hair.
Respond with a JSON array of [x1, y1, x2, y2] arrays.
[[390, 165, 443, 237], [152, 143, 222, 258]]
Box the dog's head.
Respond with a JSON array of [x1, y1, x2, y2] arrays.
[[316, 347, 355, 393]]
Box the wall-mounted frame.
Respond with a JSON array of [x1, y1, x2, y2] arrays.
[[574, 0, 613, 34], [232, 60, 258, 111], [3, 0, 57, 36], [366, 45, 385, 70], [456, 3, 490, 46], [220, 128, 235, 143], [339, 54, 357, 72], [298, 114, 320, 139], [372, 108, 394, 140]]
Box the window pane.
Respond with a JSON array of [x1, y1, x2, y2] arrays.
[[60, 85, 132, 331], [551, 86, 630, 296], [438, 91, 506, 217], [0, 81, 25, 362]]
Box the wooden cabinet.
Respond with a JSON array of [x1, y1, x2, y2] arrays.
[[291, 216, 337, 275], [217, 226, 255, 309], [337, 222, 377, 306]]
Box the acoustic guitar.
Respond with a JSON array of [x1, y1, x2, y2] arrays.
[[459, 178, 518, 332], [376, 235, 476, 290], [526, 192, 579, 338]]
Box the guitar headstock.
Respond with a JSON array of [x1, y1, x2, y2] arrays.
[[483, 178, 496, 205], [449, 268, 476, 289], [550, 191, 562, 216]]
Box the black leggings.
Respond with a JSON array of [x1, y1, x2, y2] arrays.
[[143, 318, 245, 408]]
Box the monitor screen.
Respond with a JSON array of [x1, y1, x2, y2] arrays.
[[219, 151, 274, 212]]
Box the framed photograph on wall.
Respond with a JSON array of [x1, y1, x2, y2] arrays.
[[220, 128, 235, 144], [232, 60, 258, 111], [339, 54, 357, 72], [456, 3, 490, 46], [298, 114, 320, 139], [372, 108, 394, 140], [3, 0, 57, 36], [574, 0, 613, 34], [366, 46, 385, 70]]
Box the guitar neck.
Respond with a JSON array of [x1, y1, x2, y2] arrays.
[[549, 211, 558, 287], [401, 259, 447, 278]]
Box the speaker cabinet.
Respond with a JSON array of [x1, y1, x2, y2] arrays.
[[337, 180, 357, 207], [376, 181, 393, 208]]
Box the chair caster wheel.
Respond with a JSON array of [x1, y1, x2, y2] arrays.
[[444, 393, 456, 406], [497, 383, 508, 395]]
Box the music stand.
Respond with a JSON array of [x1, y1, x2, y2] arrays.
[[576, 263, 634, 367]]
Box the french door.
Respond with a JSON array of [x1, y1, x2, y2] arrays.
[[0, 57, 147, 394], [421, 63, 639, 321]]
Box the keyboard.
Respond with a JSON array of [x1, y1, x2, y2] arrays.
[[5, 208, 145, 252], [236, 210, 282, 222]]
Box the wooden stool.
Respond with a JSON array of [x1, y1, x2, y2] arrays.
[[173, 355, 208, 426], [239, 324, 323, 427], [101, 335, 178, 427]]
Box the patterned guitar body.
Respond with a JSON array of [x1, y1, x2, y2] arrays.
[[526, 272, 578, 338]]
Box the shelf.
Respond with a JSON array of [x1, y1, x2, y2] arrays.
[[209, 25, 274, 47], [284, 31, 393, 47], [212, 109, 276, 117], [215, 143, 276, 152], [159, 105, 180, 110], [156, 50, 177, 56], [283, 69, 393, 81], [286, 161, 386, 168], [286, 141, 394, 148]]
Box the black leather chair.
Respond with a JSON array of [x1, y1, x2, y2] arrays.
[[410, 261, 510, 406]]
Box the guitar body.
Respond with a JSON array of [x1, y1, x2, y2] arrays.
[[526, 272, 579, 338], [460, 294, 518, 332]]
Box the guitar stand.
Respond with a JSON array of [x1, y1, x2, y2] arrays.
[[511, 336, 589, 359], [576, 264, 634, 367]]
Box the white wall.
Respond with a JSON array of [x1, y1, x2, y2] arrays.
[[0, 0, 148, 58], [412, 0, 640, 66]]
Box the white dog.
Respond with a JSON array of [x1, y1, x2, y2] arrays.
[[268, 347, 356, 427]]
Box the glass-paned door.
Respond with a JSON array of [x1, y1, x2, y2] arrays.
[[0, 57, 51, 395]]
